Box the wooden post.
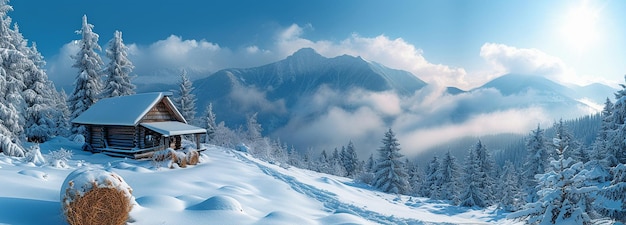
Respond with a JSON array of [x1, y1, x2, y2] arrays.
[[175, 136, 181, 149], [194, 133, 201, 150]]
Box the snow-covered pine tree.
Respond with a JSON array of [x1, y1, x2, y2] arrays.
[[405, 158, 422, 197], [0, 133, 24, 157], [23, 69, 56, 143], [553, 119, 580, 161], [0, 1, 58, 143], [244, 112, 270, 160], [54, 89, 71, 137], [572, 144, 590, 164], [611, 78, 626, 164], [420, 156, 441, 198], [365, 153, 375, 173], [202, 103, 217, 143], [610, 76, 626, 163], [212, 121, 238, 148], [0, 66, 22, 141], [246, 112, 262, 141], [523, 125, 549, 203], [0, 1, 26, 141], [23, 42, 58, 143], [508, 137, 598, 225], [598, 164, 626, 222], [459, 143, 488, 207], [301, 147, 314, 171], [439, 151, 460, 203], [498, 161, 523, 211], [373, 128, 409, 195], [332, 147, 340, 162], [329, 147, 346, 176], [0, 1, 59, 142], [593, 98, 617, 168], [2, 48, 26, 140], [609, 170, 625, 205], [269, 138, 288, 165], [0, 67, 21, 140], [101, 30, 135, 98], [287, 145, 302, 168], [473, 140, 496, 205], [68, 15, 104, 136], [317, 149, 330, 173], [173, 69, 196, 125], [342, 141, 359, 177], [357, 153, 376, 185]]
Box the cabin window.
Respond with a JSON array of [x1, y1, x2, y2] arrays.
[[145, 134, 156, 147]]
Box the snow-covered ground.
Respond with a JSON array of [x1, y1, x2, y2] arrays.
[[0, 137, 515, 225]]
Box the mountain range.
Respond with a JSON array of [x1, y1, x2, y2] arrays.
[[192, 48, 429, 130], [140, 48, 616, 153]]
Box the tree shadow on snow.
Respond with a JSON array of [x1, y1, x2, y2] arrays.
[[0, 197, 65, 225]]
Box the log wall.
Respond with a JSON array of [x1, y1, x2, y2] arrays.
[[90, 126, 105, 148], [106, 126, 136, 149], [142, 101, 177, 123]]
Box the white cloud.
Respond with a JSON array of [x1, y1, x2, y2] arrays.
[[272, 24, 468, 88], [228, 83, 287, 115], [47, 23, 471, 89], [346, 90, 402, 117], [46, 41, 80, 90], [275, 106, 386, 156], [479, 43, 576, 84], [272, 83, 579, 157], [397, 107, 550, 155], [149, 35, 221, 65]]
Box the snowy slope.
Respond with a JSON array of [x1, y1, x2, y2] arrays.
[[0, 137, 514, 225]]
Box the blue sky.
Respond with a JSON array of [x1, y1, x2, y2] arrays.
[[9, 0, 626, 89]]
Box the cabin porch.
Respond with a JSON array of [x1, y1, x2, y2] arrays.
[[84, 121, 206, 159]]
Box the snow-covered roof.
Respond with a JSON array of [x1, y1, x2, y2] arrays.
[[72, 92, 182, 126], [141, 121, 206, 137]]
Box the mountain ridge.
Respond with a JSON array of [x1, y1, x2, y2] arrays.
[[476, 73, 615, 106], [195, 48, 428, 99], [192, 48, 429, 131]]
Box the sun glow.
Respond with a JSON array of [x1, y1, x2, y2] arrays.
[[560, 1, 601, 53]]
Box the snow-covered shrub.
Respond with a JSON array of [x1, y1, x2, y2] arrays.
[[212, 121, 240, 148], [71, 134, 85, 144], [61, 168, 134, 225], [0, 134, 25, 157], [356, 171, 375, 185], [25, 145, 46, 166], [47, 148, 73, 168]]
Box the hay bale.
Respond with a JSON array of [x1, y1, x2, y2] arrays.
[[186, 150, 199, 165], [152, 148, 199, 168], [61, 168, 134, 225]]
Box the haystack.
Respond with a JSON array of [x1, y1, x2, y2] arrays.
[[152, 148, 200, 168], [61, 168, 134, 225]]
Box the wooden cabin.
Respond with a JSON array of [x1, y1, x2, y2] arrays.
[[72, 92, 206, 158]]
